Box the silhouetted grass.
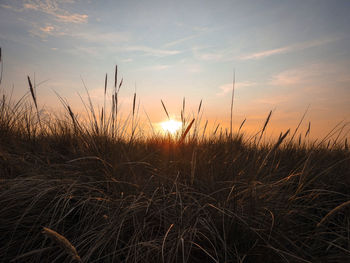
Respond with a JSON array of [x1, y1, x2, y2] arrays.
[[0, 68, 349, 263]]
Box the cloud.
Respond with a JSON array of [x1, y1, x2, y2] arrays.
[[40, 25, 54, 33], [191, 36, 339, 63], [3, 0, 88, 24], [122, 58, 133, 63], [269, 69, 304, 86], [72, 46, 99, 56], [23, 3, 40, 10], [31, 23, 130, 43], [269, 63, 334, 87], [0, 3, 21, 11], [0, 4, 11, 8], [139, 65, 171, 71], [65, 43, 180, 59], [73, 31, 130, 43], [192, 46, 225, 61], [163, 25, 214, 47], [53, 13, 88, 23], [217, 81, 257, 96], [28, 22, 60, 39], [164, 34, 199, 47], [240, 47, 290, 60], [269, 63, 350, 103], [254, 94, 294, 105], [240, 37, 340, 60], [253, 62, 350, 114], [124, 46, 181, 57], [192, 45, 237, 62], [196, 52, 223, 61], [186, 64, 202, 73]]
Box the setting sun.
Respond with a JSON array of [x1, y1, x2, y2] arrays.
[[160, 119, 182, 134]]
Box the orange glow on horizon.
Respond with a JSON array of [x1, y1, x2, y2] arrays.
[[160, 119, 182, 135]]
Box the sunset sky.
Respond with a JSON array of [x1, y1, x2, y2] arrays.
[[0, 0, 349, 138]]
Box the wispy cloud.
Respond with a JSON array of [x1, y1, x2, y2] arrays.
[[67, 44, 180, 59], [164, 34, 199, 47], [240, 47, 290, 60], [269, 62, 350, 88], [122, 58, 133, 63], [269, 68, 305, 86], [217, 81, 256, 96], [192, 45, 238, 62], [191, 36, 338, 62], [185, 64, 202, 73], [28, 23, 57, 39], [52, 13, 87, 23], [164, 26, 213, 47], [193, 46, 225, 61], [73, 31, 130, 43], [139, 65, 171, 71], [30, 23, 130, 43], [240, 37, 340, 60], [256, 62, 350, 111], [24, 0, 88, 23], [269, 63, 328, 86], [0, 3, 23, 12], [124, 46, 181, 57], [40, 25, 54, 33], [254, 94, 295, 105], [2, 0, 88, 24]]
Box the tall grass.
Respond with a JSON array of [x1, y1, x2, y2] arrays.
[[0, 66, 349, 262]]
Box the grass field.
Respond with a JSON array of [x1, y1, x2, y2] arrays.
[[0, 69, 349, 262]]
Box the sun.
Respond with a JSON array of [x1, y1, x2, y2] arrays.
[[160, 119, 182, 135]]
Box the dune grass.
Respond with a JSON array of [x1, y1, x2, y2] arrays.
[[0, 67, 349, 262]]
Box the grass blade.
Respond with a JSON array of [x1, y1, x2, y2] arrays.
[[180, 118, 195, 143], [42, 227, 82, 263], [161, 99, 170, 120]]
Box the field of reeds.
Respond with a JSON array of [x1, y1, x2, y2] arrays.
[[0, 64, 349, 262]]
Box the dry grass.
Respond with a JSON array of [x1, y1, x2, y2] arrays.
[[42, 227, 82, 263], [0, 67, 349, 262]]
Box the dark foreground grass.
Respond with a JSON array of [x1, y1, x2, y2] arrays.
[[0, 76, 349, 263]]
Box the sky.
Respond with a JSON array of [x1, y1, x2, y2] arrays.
[[0, 0, 349, 139]]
